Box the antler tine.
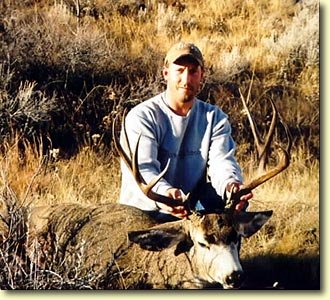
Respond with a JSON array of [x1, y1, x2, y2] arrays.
[[122, 108, 133, 160], [238, 120, 291, 195], [281, 117, 293, 156], [112, 112, 184, 208], [240, 88, 279, 172], [112, 112, 132, 175], [239, 88, 262, 155], [242, 147, 289, 191], [226, 102, 292, 210], [260, 97, 278, 159]]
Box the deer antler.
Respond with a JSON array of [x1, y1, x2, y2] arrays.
[[112, 111, 187, 208], [239, 88, 278, 173], [242, 120, 291, 191], [226, 99, 292, 211]]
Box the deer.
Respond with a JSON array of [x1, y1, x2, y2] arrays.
[[1, 100, 291, 289], [107, 104, 291, 289]]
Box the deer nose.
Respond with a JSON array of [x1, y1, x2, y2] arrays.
[[224, 270, 245, 288]]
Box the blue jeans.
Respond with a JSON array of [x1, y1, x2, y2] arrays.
[[190, 182, 225, 212]]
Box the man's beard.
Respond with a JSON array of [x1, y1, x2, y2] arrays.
[[177, 85, 198, 102]]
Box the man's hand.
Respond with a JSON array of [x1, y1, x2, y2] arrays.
[[226, 182, 253, 212], [156, 188, 189, 219]]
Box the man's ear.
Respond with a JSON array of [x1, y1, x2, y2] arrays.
[[200, 68, 205, 80], [162, 66, 169, 80], [199, 68, 205, 90]]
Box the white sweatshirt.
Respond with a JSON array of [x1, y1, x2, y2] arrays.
[[119, 92, 243, 212]]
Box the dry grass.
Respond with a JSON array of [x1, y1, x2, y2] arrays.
[[237, 144, 319, 289], [0, 0, 319, 154], [0, 140, 120, 207], [0, 139, 319, 289], [1, 0, 319, 80], [243, 157, 319, 254]]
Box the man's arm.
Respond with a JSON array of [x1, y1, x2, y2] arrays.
[[123, 109, 187, 216], [207, 112, 244, 198], [208, 112, 253, 210], [124, 111, 171, 192]]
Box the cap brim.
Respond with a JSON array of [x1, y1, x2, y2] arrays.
[[172, 54, 204, 68]]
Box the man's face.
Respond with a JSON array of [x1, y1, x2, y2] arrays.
[[163, 56, 204, 103]]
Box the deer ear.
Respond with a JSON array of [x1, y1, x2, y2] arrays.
[[128, 221, 187, 252], [174, 237, 194, 256], [233, 210, 273, 238]]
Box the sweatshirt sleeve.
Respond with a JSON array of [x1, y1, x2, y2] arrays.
[[207, 111, 243, 199], [122, 109, 173, 196]]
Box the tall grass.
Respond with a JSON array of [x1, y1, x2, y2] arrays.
[[0, 0, 319, 157], [0, 139, 120, 207], [0, 137, 319, 289]]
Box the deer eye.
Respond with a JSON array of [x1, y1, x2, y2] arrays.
[[206, 234, 216, 244], [198, 241, 209, 249], [222, 230, 238, 244]]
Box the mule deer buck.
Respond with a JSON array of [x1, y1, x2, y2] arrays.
[[108, 105, 291, 289], [1, 100, 291, 289]]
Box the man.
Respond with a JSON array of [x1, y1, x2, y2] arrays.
[[119, 41, 252, 221]]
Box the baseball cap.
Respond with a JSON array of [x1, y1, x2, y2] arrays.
[[164, 41, 204, 69]]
